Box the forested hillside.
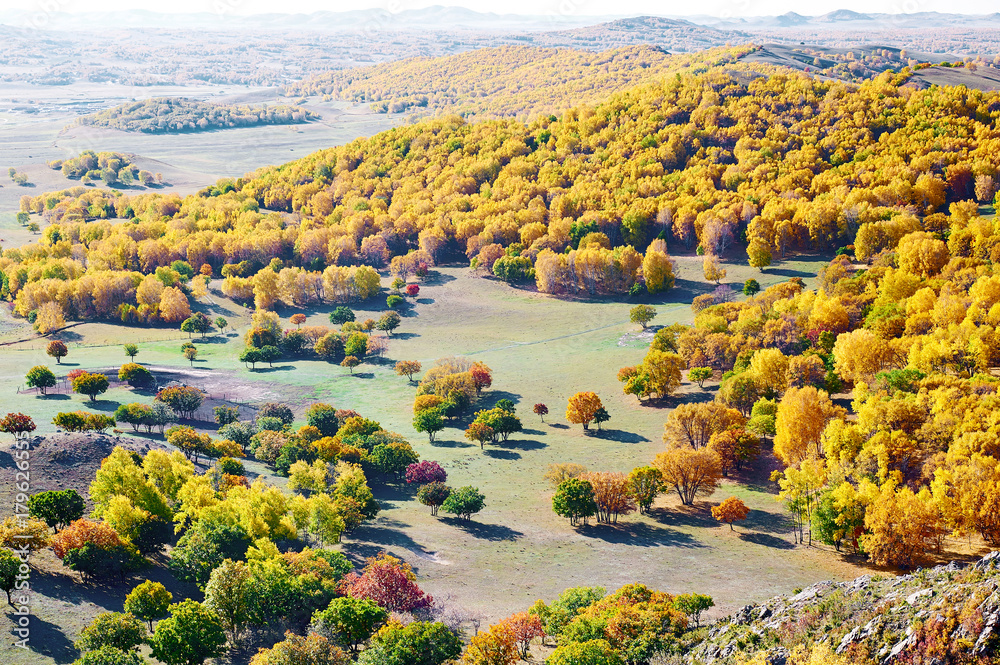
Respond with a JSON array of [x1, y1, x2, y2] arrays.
[[9, 62, 1000, 321], [76, 98, 318, 133], [290, 44, 755, 118]]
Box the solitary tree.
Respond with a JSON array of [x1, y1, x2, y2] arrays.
[[566, 392, 603, 431], [712, 496, 750, 531], [394, 360, 421, 382], [0, 413, 36, 440], [413, 407, 444, 442], [124, 580, 173, 631], [123, 343, 139, 360], [46, 340, 68, 364], [673, 593, 714, 627], [341, 356, 361, 374], [72, 372, 109, 402], [290, 313, 307, 328], [441, 486, 485, 521], [214, 318, 228, 335], [26, 365, 57, 395], [743, 279, 761, 297], [629, 304, 657, 329], [0, 549, 19, 605], [533, 403, 549, 422], [416, 482, 451, 516], [375, 311, 402, 336], [183, 347, 198, 367]]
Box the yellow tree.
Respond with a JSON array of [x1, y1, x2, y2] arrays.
[[774, 386, 844, 466], [833, 329, 895, 384], [159, 287, 191, 323], [663, 402, 745, 450], [34, 302, 66, 334], [860, 478, 939, 568], [776, 458, 826, 545], [748, 348, 789, 397], [702, 254, 726, 284], [642, 239, 675, 294], [653, 447, 721, 506], [746, 236, 772, 271], [566, 392, 603, 431]]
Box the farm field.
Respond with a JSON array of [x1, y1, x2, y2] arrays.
[[0, 253, 944, 665]]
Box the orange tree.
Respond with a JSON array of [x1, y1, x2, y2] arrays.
[[711, 497, 750, 530], [566, 392, 603, 431]]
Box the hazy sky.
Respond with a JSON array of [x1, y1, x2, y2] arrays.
[[17, 0, 1000, 16]]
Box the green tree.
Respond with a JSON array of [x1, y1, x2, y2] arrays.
[[593, 407, 610, 431], [311, 597, 388, 654], [552, 478, 598, 527], [626, 467, 662, 514], [73, 646, 148, 665], [629, 304, 657, 329], [180, 313, 212, 338], [76, 612, 145, 652], [124, 581, 172, 631], [743, 279, 761, 296], [0, 549, 19, 605], [416, 482, 451, 516], [306, 403, 339, 437], [118, 363, 154, 388], [28, 489, 85, 529], [240, 347, 263, 369], [356, 621, 462, 665], [547, 640, 623, 665], [375, 311, 402, 336], [386, 295, 405, 309], [148, 600, 227, 665], [688, 367, 712, 388], [214, 317, 228, 335], [673, 593, 714, 627], [213, 406, 240, 426], [73, 372, 109, 402], [441, 486, 485, 521], [204, 559, 252, 645], [123, 343, 139, 360], [329, 307, 355, 325], [413, 407, 445, 442], [25, 365, 56, 395]]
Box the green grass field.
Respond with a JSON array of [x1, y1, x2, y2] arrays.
[[0, 251, 889, 664]]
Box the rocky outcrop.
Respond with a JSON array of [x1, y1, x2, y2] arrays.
[[686, 553, 1000, 664]]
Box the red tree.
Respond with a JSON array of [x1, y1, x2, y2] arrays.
[[500, 612, 545, 659], [405, 284, 420, 297], [340, 552, 432, 612], [533, 403, 549, 422], [0, 413, 36, 440], [405, 461, 447, 484], [470, 362, 493, 395]]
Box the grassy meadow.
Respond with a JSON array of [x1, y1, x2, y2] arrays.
[[0, 250, 904, 665]]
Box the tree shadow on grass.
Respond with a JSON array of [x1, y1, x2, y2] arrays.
[[348, 372, 375, 379], [12, 613, 78, 664], [651, 505, 718, 530], [484, 449, 520, 460], [520, 427, 546, 436], [439, 518, 523, 542], [253, 365, 296, 373], [498, 438, 546, 451], [87, 399, 120, 412], [430, 438, 474, 449], [742, 509, 793, 534], [415, 297, 434, 305], [549, 423, 569, 429], [739, 532, 795, 549], [577, 521, 704, 548], [391, 332, 420, 340], [592, 429, 650, 444], [40, 393, 70, 400]]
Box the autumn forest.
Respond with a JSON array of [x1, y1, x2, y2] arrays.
[[3, 8, 1000, 665]]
